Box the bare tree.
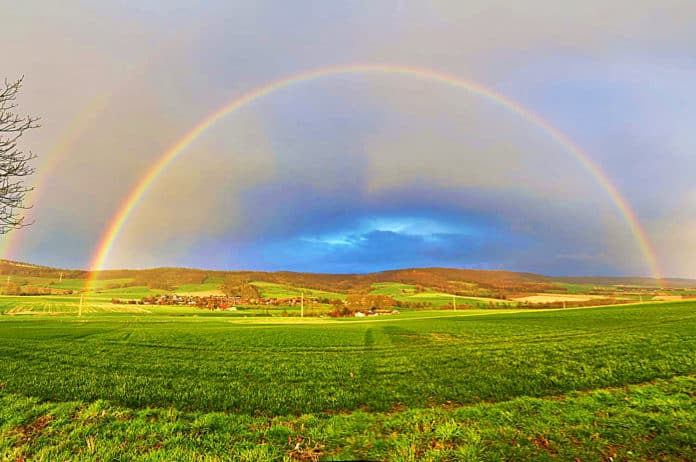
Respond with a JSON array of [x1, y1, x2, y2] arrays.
[[0, 77, 38, 234]]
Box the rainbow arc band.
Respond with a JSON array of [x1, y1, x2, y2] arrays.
[[0, 94, 111, 261], [86, 64, 662, 290], [0, 33, 200, 262]]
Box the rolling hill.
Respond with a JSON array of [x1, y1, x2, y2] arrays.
[[1, 259, 694, 299]]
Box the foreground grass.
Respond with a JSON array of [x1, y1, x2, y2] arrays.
[[1, 303, 694, 415], [1, 376, 694, 461], [1, 302, 694, 460]]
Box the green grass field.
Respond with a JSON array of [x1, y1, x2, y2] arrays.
[[2, 276, 137, 292], [370, 282, 515, 307], [0, 298, 694, 460], [549, 282, 598, 294]]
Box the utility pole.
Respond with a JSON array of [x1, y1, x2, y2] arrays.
[[301, 291, 304, 318]]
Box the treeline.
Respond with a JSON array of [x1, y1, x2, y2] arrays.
[[326, 294, 442, 317], [215, 268, 559, 296], [0, 260, 85, 279], [221, 279, 260, 298], [2, 283, 73, 296], [91, 268, 210, 291]]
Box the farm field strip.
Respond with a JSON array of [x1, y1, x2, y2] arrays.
[[369, 283, 518, 307], [0, 299, 152, 315], [511, 293, 609, 303], [0, 304, 631, 323]]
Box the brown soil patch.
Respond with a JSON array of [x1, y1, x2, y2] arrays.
[[15, 415, 54, 444]]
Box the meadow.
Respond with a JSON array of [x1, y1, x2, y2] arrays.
[[369, 282, 515, 308], [0, 297, 694, 460]]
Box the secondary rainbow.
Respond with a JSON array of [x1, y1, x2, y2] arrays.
[[86, 64, 662, 288], [0, 35, 194, 263], [0, 93, 112, 262]]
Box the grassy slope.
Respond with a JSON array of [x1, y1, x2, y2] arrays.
[[251, 281, 346, 300], [0, 300, 694, 459], [1, 302, 694, 414], [1, 275, 139, 292], [174, 283, 223, 293], [549, 282, 597, 294], [370, 282, 514, 307]]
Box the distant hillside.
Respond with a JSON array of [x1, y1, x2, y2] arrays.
[[556, 276, 696, 289], [85, 266, 558, 295], [0, 259, 86, 279], [88, 266, 696, 292], [1, 259, 694, 293]]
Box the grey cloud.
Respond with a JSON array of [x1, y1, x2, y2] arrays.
[[2, 1, 694, 276]]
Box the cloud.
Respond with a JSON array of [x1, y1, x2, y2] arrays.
[[2, 1, 694, 277], [647, 188, 696, 278]]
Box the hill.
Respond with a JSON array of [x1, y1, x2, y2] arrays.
[[1, 259, 695, 299]]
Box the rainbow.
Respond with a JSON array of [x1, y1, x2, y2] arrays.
[[86, 64, 662, 289], [0, 93, 111, 261], [0, 34, 194, 263]]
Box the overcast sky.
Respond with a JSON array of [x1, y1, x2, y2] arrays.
[[2, 1, 695, 278]]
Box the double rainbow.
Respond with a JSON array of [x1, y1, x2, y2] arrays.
[[86, 64, 662, 289]]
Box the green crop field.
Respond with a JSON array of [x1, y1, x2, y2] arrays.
[[370, 282, 514, 307], [0, 299, 694, 460], [549, 282, 599, 294], [370, 282, 418, 296]]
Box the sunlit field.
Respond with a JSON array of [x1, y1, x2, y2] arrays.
[[1, 298, 694, 460]]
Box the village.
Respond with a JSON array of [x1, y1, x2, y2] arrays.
[[112, 294, 313, 311], [111, 293, 402, 317]]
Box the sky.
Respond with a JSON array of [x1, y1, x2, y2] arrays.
[[2, 0, 695, 278]]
